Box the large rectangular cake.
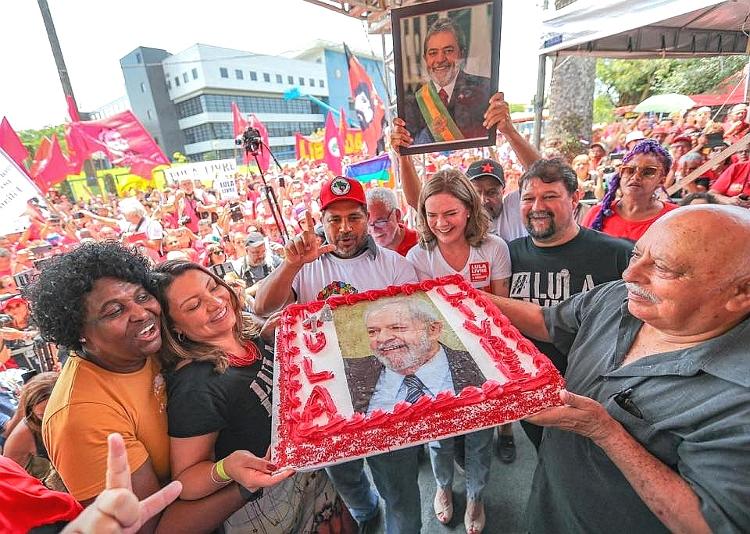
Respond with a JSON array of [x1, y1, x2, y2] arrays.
[[271, 274, 564, 469]]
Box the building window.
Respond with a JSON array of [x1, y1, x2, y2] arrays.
[[276, 74, 282, 83], [140, 82, 146, 93], [288, 75, 294, 84], [309, 78, 314, 86], [263, 73, 270, 82], [250, 71, 257, 81], [335, 69, 342, 79], [183, 72, 189, 83], [146, 110, 153, 120], [167, 80, 171, 90], [176, 95, 204, 118], [220, 67, 229, 78], [135, 52, 142, 64], [235, 69, 244, 80], [319, 79, 325, 88], [299, 77, 305, 86], [174, 76, 180, 87], [192, 68, 198, 79]]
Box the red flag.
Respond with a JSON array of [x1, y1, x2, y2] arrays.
[[66, 110, 169, 179], [30, 135, 70, 192], [66, 95, 81, 122], [64, 124, 86, 173], [339, 107, 348, 140], [0, 117, 29, 169], [344, 44, 385, 156], [323, 112, 343, 175], [232, 102, 270, 172]]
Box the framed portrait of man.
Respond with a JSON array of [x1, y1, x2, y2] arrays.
[[392, 0, 502, 155]]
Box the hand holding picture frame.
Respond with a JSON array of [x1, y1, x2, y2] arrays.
[[392, 0, 502, 155]]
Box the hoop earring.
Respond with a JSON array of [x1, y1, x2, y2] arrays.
[[176, 332, 185, 343]]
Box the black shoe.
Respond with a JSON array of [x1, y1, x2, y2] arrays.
[[497, 434, 516, 464], [358, 506, 381, 534]]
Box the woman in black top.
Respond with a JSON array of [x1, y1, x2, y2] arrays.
[[151, 261, 354, 534]]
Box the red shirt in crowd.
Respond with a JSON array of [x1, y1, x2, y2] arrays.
[[582, 201, 678, 242], [0, 457, 82, 533], [710, 161, 750, 198], [395, 224, 418, 256]]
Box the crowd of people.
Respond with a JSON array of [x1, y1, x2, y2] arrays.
[[0, 88, 748, 534]]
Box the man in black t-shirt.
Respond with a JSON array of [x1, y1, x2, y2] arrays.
[[509, 159, 632, 449]]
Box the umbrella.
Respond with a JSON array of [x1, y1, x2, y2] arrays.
[[633, 94, 696, 113]]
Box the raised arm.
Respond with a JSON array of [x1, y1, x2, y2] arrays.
[[483, 92, 541, 170], [390, 118, 421, 211], [253, 211, 334, 316]]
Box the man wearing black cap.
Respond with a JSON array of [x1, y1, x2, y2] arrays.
[[465, 158, 527, 242], [254, 176, 422, 534]]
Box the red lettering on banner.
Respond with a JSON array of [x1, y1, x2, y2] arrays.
[[469, 262, 490, 283]]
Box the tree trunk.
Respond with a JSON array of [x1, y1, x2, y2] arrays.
[[546, 0, 596, 161]]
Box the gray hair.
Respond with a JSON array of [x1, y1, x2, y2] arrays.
[[363, 296, 440, 326], [366, 187, 398, 211], [423, 17, 466, 57], [680, 151, 704, 166]]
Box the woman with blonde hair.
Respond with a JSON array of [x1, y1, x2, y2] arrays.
[[407, 168, 511, 534], [151, 260, 354, 534]]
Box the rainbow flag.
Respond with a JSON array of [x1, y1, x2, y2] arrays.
[[345, 154, 394, 187]]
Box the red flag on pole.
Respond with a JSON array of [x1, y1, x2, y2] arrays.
[[323, 112, 343, 175], [66, 95, 81, 122], [0, 117, 29, 169], [232, 102, 271, 172], [344, 43, 385, 156], [66, 110, 169, 178], [30, 135, 70, 192]]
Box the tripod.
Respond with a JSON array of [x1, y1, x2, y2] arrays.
[[243, 140, 290, 244]]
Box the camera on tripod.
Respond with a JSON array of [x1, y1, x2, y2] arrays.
[[235, 127, 262, 154]]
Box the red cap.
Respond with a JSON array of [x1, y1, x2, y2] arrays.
[[672, 135, 692, 146], [319, 176, 366, 210]]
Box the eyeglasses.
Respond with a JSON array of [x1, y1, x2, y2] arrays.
[[619, 165, 661, 179], [368, 209, 395, 229], [211, 250, 226, 256]]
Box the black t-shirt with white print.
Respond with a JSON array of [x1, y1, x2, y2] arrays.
[[165, 339, 274, 460], [508, 227, 633, 374]]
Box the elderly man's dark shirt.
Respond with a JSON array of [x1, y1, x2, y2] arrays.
[[527, 280, 750, 534]]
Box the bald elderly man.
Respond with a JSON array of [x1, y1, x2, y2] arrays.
[[489, 205, 750, 533]]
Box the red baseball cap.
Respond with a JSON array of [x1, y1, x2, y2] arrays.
[[319, 176, 366, 210]]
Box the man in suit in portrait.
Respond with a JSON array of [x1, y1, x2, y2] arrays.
[[344, 296, 486, 414], [403, 17, 492, 145]]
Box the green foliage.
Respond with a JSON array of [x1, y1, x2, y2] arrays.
[[596, 56, 748, 106], [18, 124, 68, 155], [593, 93, 615, 124]]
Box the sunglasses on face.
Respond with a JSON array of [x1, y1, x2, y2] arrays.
[[620, 165, 661, 179], [368, 209, 394, 230]]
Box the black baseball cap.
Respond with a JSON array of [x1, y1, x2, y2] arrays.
[[466, 159, 505, 186]]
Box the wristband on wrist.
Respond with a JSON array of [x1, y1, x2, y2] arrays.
[[215, 459, 232, 482]]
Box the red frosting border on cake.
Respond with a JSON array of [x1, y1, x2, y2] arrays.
[[273, 274, 565, 469]]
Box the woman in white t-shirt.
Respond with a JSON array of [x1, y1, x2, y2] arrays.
[[407, 169, 510, 534]]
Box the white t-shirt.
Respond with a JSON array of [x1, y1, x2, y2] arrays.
[[118, 216, 164, 240], [490, 189, 527, 242], [406, 234, 512, 291], [292, 245, 418, 304]]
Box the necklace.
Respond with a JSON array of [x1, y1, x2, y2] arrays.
[[228, 342, 260, 367]]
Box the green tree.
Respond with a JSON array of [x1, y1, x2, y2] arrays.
[[593, 93, 615, 124], [596, 56, 748, 106], [18, 124, 68, 156]]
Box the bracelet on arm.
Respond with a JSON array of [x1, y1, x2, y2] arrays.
[[210, 459, 232, 485]]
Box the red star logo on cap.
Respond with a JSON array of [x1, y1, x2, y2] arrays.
[[481, 163, 494, 173]]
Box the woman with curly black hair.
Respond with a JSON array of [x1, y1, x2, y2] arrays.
[[26, 241, 252, 533], [582, 139, 678, 241]]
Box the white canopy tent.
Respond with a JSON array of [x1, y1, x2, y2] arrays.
[[532, 0, 750, 145]]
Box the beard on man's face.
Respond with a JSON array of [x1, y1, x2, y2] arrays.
[[525, 210, 557, 240]]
